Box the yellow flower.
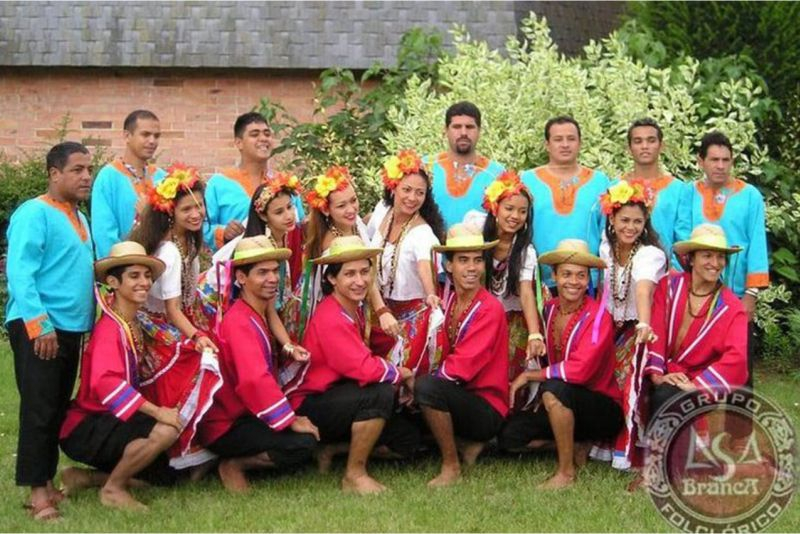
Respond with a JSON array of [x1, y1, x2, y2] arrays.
[[608, 181, 634, 205], [156, 177, 180, 200], [315, 175, 337, 197], [485, 180, 508, 203], [287, 175, 299, 188], [384, 156, 403, 180]]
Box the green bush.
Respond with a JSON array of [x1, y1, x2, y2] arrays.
[[386, 14, 768, 182]]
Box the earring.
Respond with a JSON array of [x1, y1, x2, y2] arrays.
[[610, 226, 616, 235]]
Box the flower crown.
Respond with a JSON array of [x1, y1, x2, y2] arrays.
[[482, 170, 528, 215], [306, 166, 352, 210], [149, 163, 201, 214], [254, 171, 304, 214], [599, 179, 654, 215], [381, 149, 424, 191]]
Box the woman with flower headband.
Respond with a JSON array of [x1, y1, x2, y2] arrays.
[[366, 149, 445, 375], [593, 179, 666, 470], [128, 164, 223, 469], [298, 166, 373, 337], [465, 171, 545, 401]]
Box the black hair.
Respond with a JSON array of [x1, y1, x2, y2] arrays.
[[698, 131, 733, 159], [234, 112, 269, 138], [381, 167, 446, 242], [445, 101, 481, 128], [46, 142, 89, 173], [544, 115, 581, 141], [321, 259, 373, 296], [604, 201, 666, 258], [105, 264, 129, 283], [482, 189, 534, 298], [234, 263, 257, 277], [123, 110, 159, 133], [243, 184, 294, 238], [129, 180, 206, 256], [627, 118, 663, 145]]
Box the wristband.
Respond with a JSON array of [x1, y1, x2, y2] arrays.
[[635, 322, 650, 330], [527, 333, 544, 342], [745, 288, 760, 297], [376, 306, 391, 317], [282, 343, 295, 356]]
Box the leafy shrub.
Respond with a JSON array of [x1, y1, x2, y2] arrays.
[[386, 14, 769, 183]]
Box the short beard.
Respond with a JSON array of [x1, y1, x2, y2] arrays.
[[455, 142, 473, 155]]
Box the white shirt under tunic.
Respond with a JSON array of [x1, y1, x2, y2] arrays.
[[146, 241, 200, 314], [599, 239, 666, 323]]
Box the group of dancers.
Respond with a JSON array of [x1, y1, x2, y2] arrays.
[[6, 101, 768, 519]]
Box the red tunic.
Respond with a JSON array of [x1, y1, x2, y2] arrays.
[[645, 272, 748, 393], [436, 288, 510, 418], [542, 296, 622, 405], [60, 314, 146, 440], [198, 299, 296, 446], [286, 295, 401, 410]]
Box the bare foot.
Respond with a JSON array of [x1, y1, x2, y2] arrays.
[[218, 460, 250, 493], [99, 486, 148, 510], [427, 466, 461, 488], [458, 440, 485, 467], [527, 439, 555, 450], [341, 474, 387, 495], [189, 459, 217, 482], [316, 443, 348, 474], [537, 472, 575, 490], [573, 442, 592, 469], [61, 467, 96, 496]]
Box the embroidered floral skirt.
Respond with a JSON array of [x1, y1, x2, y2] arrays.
[[369, 299, 432, 375], [137, 309, 223, 469], [590, 321, 648, 470]]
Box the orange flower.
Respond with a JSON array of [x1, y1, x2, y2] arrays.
[[381, 149, 424, 191], [305, 165, 352, 210], [482, 170, 527, 215], [599, 179, 654, 215]]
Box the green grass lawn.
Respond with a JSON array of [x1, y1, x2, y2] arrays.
[[0, 342, 797, 532]]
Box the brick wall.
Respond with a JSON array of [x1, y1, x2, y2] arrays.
[[0, 67, 320, 174]]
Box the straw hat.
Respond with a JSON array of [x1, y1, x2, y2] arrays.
[[231, 235, 292, 266], [673, 223, 742, 256], [432, 222, 498, 253], [94, 241, 166, 282], [538, 239, 606, 269], [312, 235, 383, 265]]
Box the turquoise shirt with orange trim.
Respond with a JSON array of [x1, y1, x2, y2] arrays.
[[675, 179, 770, 298], [203, 169, 305, 252], [425, 152, 505, 229], [522, 166, 610, 283], [90, 159, 167, 258], [6, 196, 94, 338]]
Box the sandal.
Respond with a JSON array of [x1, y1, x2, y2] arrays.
[[28, 499, 61, 522], [22, 489, 65, 510]]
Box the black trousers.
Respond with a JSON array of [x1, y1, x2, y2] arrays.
[[60, 412, 176, 486], [414, 375, 504, 443], [207, 415, 316, 470], [9, 319, 83, 487], [298, 381, 420, 458], [498, 379, 623, 451]]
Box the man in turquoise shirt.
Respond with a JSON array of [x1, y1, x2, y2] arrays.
[[621, 118, 686, 268], [204, 112, 305, 251], [6, 142, 95, 521], [90, 110, 166, 257], [425, 101, 505, 229], [521, 116, 610, 287]]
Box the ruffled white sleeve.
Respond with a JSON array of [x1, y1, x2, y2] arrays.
[[632, 245, 667, 283], [410, 224, 440, 263], [520, 244, 537, 282], [152, 242, 182, 300]]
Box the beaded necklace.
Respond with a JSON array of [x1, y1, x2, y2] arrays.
[[490, 236, 515, 297], [379, 209, 417, 298], [609, 240, 640, 310], [447, 292, 479, 347], [172, 232, 198, 308], [113, 306, 145, 357]]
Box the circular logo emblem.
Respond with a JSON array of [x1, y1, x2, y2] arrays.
[[645, 388, 797, 533]]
